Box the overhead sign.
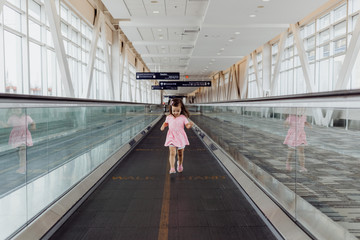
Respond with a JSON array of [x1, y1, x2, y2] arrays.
[[164, 95, 186, 98], [159, 81, 211, 87], [151, 85, 178, 90], [137, 72, 180, 80]]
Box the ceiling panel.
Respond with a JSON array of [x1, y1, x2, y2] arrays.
[[102, 0, 332, 95], [137, 28, 154, 40]]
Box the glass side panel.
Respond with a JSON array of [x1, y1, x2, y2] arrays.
[[0, 104, 161, 239], [192, 105, 359, 239]]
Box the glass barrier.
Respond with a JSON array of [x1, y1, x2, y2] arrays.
[[0, 104, 162, 239], [191, 105, 360, 239]]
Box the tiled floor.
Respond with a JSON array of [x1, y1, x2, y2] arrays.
[[192, 113, 360, 239], [50, 118, 278, 240]]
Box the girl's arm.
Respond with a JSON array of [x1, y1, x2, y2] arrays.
[[305, 122, 312, 128], [160, 122, 168, 131], [185, 121, 194, 129], [30, 122, 36, 130]]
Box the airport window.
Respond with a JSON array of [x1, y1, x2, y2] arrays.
[[279, 34, 295, 95], [3, 5, 21, 32], [122, 57, 130, 101], [130, 64, 137, 101], [257, 52, 263, 96], [247, 57, 257, 98], [4, 31, 22, 94], [29, 41, 42, 95]]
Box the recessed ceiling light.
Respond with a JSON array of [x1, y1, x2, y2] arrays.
[[159, 36, 163, 39], [211, 59, 215, 61], [228, 39, 233, 42], [217, 53, 221, 55], [220, 48, 224, 51], [249, 14, 256, 17], [158, 29, 162, 31], [235, 32, 240, 35], [153, 10, 159, 14], [262, 0, 270, 2]]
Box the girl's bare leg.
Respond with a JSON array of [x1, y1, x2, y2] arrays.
[[286, 148, 294, 171], [298, 146, 307, 171], [17, 145, 26, 173], [177, 149, 184, 172], [169, 146, 176, 172]]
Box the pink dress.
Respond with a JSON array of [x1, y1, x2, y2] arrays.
[[7, 115, 34, 148], [164, 114, 189, 148], [283, 115, 307, 147]]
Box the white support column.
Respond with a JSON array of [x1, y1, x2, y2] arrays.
[[119, 41, 126, 100], [112, 31, 120, 100], [291, 23, 315, 93], [100, 14, 114, 100], [0, 0, 5, 16], [82, 12, 102, 98], [233, 65, 241, 99], [226, 68, 232, 100], [252, 52, 263, 97], [334, 13, 360, 90], [126, 49, 132, 102], [240, 56, 250, 99], [44, 0, 74, 97], [0, 2, 4, 93], [262, 44, 272, 95], [270, 32, 286, 95]]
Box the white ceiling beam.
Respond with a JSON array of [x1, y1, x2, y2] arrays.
[[44, 0, 74, 97], [191, 56, 244, 59], [141, 54, 191, 57], [143, 55, 244, 59], [202, 24, 289, 29], [119, 16, 202, 27], [132, 41, 195, 46]]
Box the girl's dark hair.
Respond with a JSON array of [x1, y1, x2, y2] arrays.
[[169, 98, 190, 118]]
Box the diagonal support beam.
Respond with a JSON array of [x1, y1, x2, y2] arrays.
[[270, 32, 286, 94], [252, 52, 263, 97], [240, 56, 250, 99], [291, 23, 315, 93], [44, 0, 74, 97], [334, 12, 360, 90], [100, 15, 114, 100], [83, 12, 102, 98]]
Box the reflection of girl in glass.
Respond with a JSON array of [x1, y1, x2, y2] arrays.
[[0, 108, 36, 174], [283, 114, 311, 172]]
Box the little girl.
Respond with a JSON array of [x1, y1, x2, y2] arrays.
[[283, 114, 311, 172], [0, 108, 36, 174], [160, 98, 194, 173]]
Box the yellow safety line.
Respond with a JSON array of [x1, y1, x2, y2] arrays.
[[158, 160, 170, 240]]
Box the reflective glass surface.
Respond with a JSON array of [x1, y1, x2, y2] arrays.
[[192, 105, 360, 239], [0, 104, 161, 239]]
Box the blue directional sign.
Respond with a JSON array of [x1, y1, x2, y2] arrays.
[[151, 85, 178, 90], [137, 72, 180, 80], [159, 81, 211, 87]]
